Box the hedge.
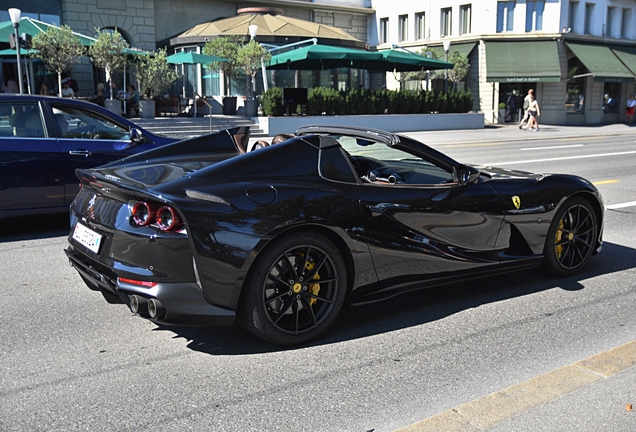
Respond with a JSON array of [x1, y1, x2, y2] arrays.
[[259, 87, 474, 116]]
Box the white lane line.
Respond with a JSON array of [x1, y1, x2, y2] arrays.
[[607, 201, 636, 210], [486, 150, 636, 166], [521, 144, 584, 151]]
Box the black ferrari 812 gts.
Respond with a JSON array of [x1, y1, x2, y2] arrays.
[[65, 125, 603, 345]]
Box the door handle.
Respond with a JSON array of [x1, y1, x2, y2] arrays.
[[69, 150, 92, 157]]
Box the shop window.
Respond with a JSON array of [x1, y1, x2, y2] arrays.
[[415, 12, 426, 40], [566, 57, 586, 114], [380, 18, 389, 43], [460, 4, 472, 35], [584, 3, 594, 35], [621, 9, 631, 38], [398, 15, 408, 42], [606, 7, 616, 37], [526, 1, 544, 32], [441, 8, 452, 37], [496, 2, 515, 33], [568, 1, 578, 33]]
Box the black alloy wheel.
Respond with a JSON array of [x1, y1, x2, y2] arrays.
[[543, 197, 598, 276], [238, 232, 347, 345]]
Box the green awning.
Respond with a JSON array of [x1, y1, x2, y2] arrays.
[[0, 17, 96, 46], [565, 42, 634, 82], [449, 42, 476, 58], [609, 45, 636, 76], [485, 41, 562, 82]]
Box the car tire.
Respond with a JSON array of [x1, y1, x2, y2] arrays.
[[542, 196, 598, 276], [237, 231, 347, 346]]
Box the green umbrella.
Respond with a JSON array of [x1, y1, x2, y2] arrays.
[[266, 44, 454, 72], [370, 49, 455, 72], [0, 17, 96, 46], [267, 44, 383, 70], [167, 51, 228, 65]]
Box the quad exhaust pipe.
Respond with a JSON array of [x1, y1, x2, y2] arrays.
[[129, 295, 148, 315], [147, 298, 165, 319]]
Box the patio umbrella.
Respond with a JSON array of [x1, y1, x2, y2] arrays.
[[266, 44, 383, 70], [0, 17, 96, 46], [166, 51, 228, 65], [365, 49, 455, 72]]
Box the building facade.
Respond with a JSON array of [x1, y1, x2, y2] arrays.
[[371, 0, 636, 125]]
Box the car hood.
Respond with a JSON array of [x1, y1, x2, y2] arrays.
[[471, 165, 544, 182]]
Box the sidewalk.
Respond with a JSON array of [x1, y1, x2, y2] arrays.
[[405, 122, 636, 145]]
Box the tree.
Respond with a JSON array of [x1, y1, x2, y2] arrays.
[[31, 25, 84, 97], [203, 37, 241, 96], [236, 40, 270, 98], [89, 29, 129, 100], [134, 48, 178, 99], [447, 51, 470, 89]]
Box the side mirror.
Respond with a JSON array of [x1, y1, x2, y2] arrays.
[[130, 128, 146, 144], [454, 164, 480, 185]]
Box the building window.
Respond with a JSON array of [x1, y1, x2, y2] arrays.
[[0, 11, 60, 25], [460, 4, 472, 35], [496, 2, 515, 33], [584, 3, 594, 35], [606, 7, 616, 36], [415, 12, 425, 40], [398, 14, 408, 42], [441, 8, 452, 37], [566, 57, 586, 114], [568, 1, 578, 32], [380, 18, 389, 43], [526, 1, 545, 32], [621, 8, 631, 38]]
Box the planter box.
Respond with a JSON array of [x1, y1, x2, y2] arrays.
[[139, 100, 155, 119], [255, 113, 484, 136]]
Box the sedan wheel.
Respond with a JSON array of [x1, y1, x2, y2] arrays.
[[543, 197, 597, 276], [238, 232, 347, 345]]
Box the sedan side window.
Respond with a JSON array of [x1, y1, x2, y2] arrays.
[[51, 105, 130, 141], [0, 102, 45, 138]]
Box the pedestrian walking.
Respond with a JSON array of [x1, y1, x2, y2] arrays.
[[626, 94, 636, 125], [518, 89, 534, 129], [523, 94, 540, 131]]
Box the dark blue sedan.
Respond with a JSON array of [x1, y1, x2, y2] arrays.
[[0, 94, 177, 219]]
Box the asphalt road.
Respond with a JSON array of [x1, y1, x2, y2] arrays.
[[1, 128, 635, 431]]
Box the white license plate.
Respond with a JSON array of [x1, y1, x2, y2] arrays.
[[72, 223, 103, 254]]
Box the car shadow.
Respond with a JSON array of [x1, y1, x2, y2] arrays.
[[152, 241, 635, 355], [0, 213, 70, 242]]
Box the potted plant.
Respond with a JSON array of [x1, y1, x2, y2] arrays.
[[237, 40, 270, 117], [498, 102, 507, 123], [31, 25, 84, 97], [134, 48, 178, 118], [203, 37, 241, 115], [88, 28, 129, 114]]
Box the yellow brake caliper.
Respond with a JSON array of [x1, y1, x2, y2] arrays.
[[305, 261, 321, 306], [555, 219, 564, 258]]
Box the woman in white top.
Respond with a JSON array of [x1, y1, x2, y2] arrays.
[[523, 94, 541, 131]]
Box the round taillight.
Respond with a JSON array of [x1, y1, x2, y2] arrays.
[[156, 206, 182, 231], [131, 202, 155, 226]]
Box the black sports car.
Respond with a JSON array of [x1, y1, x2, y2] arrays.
[[65, 125, 604, 345]]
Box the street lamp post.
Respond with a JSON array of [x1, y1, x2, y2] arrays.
[[248, 24, 268, 92], [8, 8, 23, 94], [443, 39, 451, 93]]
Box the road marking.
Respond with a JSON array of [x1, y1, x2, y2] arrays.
[[486, 150, 636, 166], [521, 144, 584, 151], [592, 180, 620, 185], [395, 340, 636, 432], [442, 143, 507, 148], [607, 201, 636, 210]]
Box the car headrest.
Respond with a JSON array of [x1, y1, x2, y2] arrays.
[[9, 111, 28, 127]]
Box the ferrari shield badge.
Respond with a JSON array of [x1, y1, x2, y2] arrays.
[[511, 196, 521, 209]]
